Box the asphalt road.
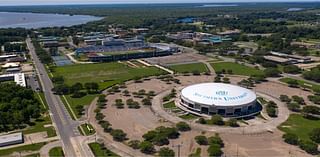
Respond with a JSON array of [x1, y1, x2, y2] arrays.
[[26, 37, 92, 157]]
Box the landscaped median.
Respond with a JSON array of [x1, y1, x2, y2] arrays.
[[78, 123, 95, 136]]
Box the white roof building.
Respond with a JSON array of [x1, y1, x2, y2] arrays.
[[0, 132, 24, 147], [181, 83, 256, 107]]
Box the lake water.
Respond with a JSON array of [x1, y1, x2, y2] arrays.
[[0, 12, 103, 29]]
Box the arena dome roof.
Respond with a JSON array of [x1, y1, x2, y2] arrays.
[[181, 83, 256, 107]]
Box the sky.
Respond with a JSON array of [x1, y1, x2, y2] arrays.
[[0, 0, 318, 6]]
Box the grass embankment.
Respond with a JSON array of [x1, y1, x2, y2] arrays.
[[0, 142, 46, 156], [49, 147, 64, 157], [279, 114, 320, 141], [88, 143, 119, 157], [211, 62, 264, 76], [279, 77, 320, 92], [168, 62, 209, 73]]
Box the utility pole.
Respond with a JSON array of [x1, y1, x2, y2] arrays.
[[172, 142, 183, 157]]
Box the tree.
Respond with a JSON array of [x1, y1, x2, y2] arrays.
[[211, 115, 224, 125], [110, 129, 127, 141], [309, 128, 320, 143], [176, 122, 191, 131], [139, 141, 155, 154], [283, 65, 301, 74], [207, 144, 223, 157], [195, 135, 208, 145], [282, 133, 298, 145], [264, 68, 281, 77], [159, 147, 175, 157], [71, 82, 83, 93], [75, 105, 84, 115]]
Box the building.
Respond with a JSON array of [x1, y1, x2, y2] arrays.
[[179, 83, 260, 118], [0, 73, 26, 87], [0, 132, 24, 147], [0, 55, 17, 62]]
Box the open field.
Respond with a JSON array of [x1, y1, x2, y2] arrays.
[[168, 62, 208, 73], [279, 77, 320, 91], [211, 62, 264, 76], [88, 143, 118, 157], [53, 62, 167, 118], [0, 142, 46, 156], [53, 62, 167, 90], [64, 94, 98, 118], [278, 114, 320, 141], [49, 147, 64, 157]]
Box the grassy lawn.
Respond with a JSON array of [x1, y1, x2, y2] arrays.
[[49, 147, 64, 157], [0, 142, 46, 156], [278, 114, 320, 141], [211, 62, 264, 76], [279, 77, 320, 92], [88, 142, 119, 157], [53, 62, 167, 118], [64, 94, 98, 118], [25, 153, 40, 157], [168, 62, 208, 73], [163, 101, 177, 109], [53, 62, 166, 90], [179, 114, 199, 120], [79, 123, 95, 136], [22, 115, 56, 137]]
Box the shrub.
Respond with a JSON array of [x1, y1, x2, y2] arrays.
[[176, 122, 191, 131], [298, 140, 319, 155], [195, 135, 208, 145], [309, 128, 320, 143], [139, 141, 155, 154], [207, 144, 223, 157], [227, 118, 239, 127], [128, 140, 141, 149], [282, 133, 299, 145], [110, 129, 127, 142], [211, 115, 224, 125], [280, 95, 291, 103], [197, 118, 206, 124], [159, 147, 175, 157], [287, 102, 301, 112], [208, 134, 224, 147]]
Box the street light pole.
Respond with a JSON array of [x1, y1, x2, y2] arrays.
[[172, 142, 183, 157]]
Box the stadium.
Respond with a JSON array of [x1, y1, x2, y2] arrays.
[[179, 83, 261, 118]]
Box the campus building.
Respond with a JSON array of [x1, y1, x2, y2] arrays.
[[0, 132, 24, 147], [179, 83, 261, 118]]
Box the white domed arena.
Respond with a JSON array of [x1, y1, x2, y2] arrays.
[[179, 83, 261, 118]]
